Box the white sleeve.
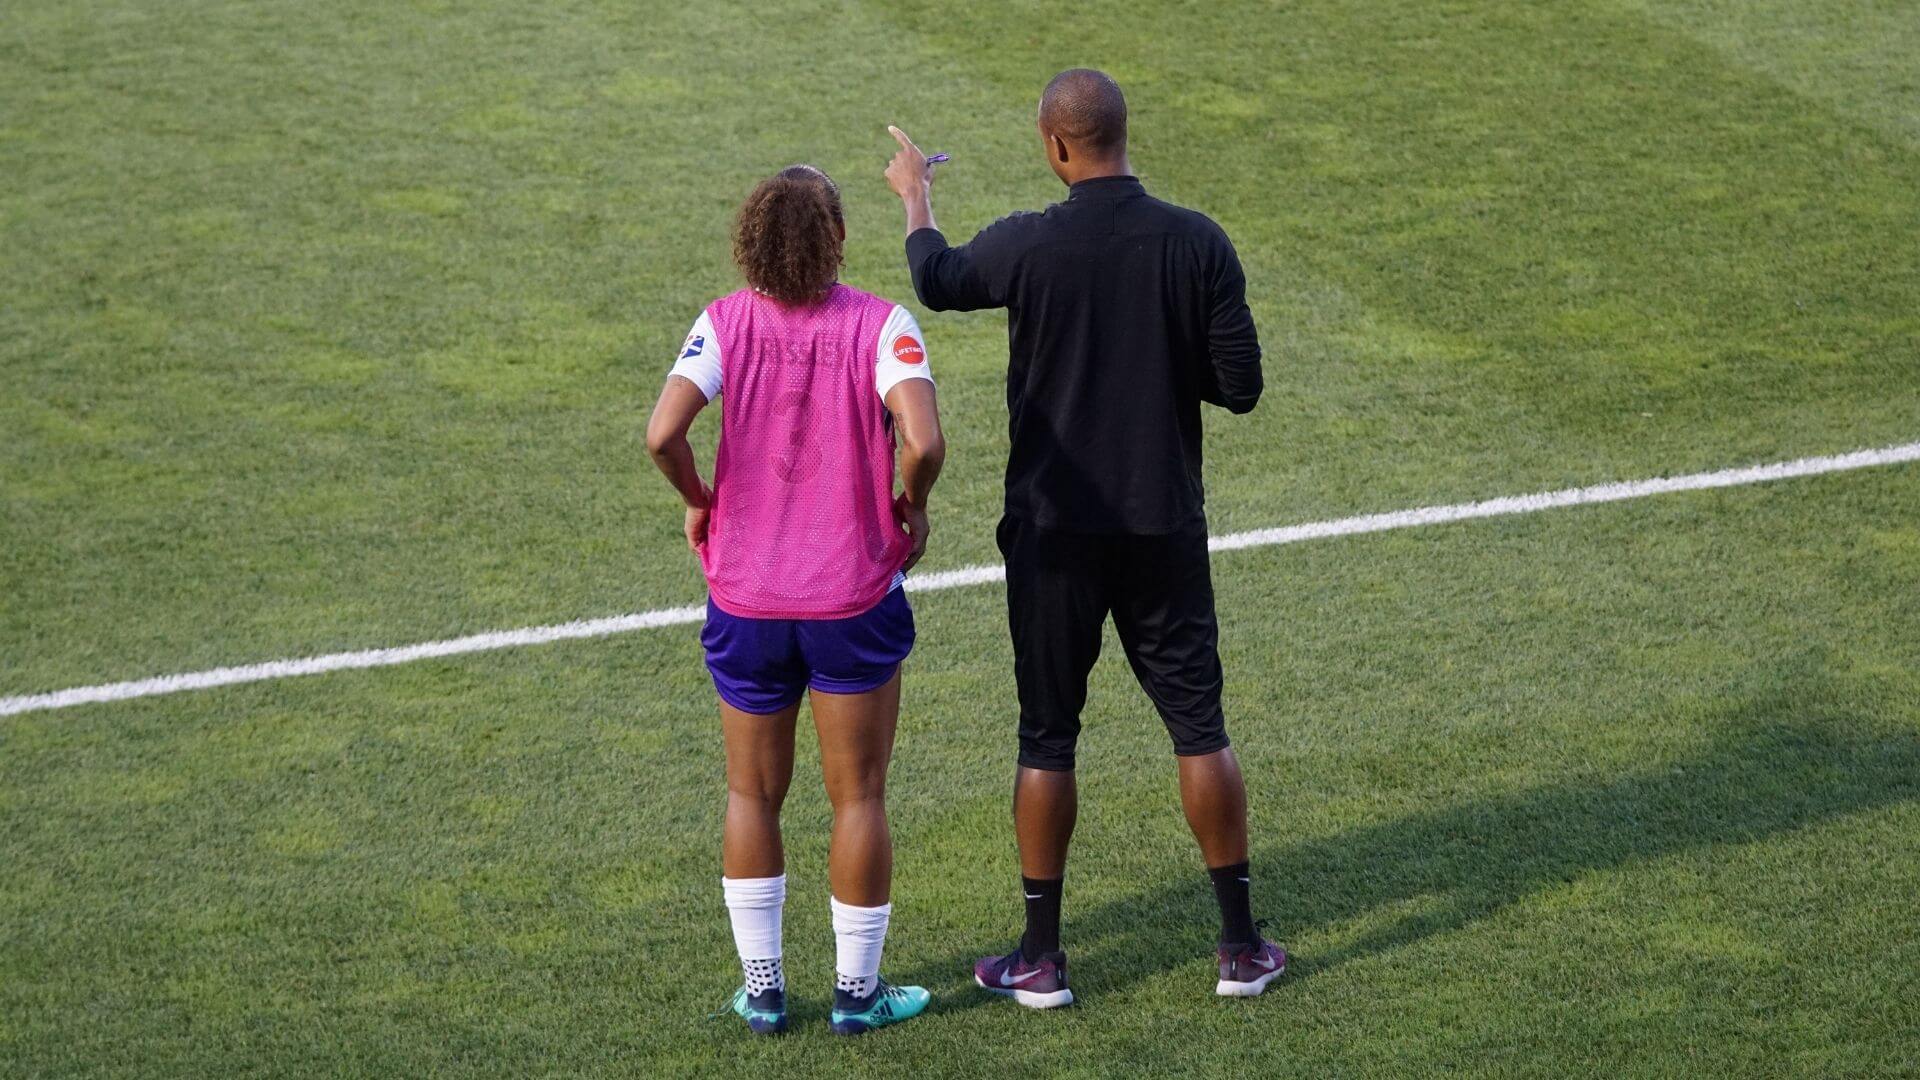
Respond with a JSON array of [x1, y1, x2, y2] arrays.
[[667, 310, 722, 400], [874, 305, 934, 401]]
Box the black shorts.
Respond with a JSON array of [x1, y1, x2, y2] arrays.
[[997, 513, 1229, 771]]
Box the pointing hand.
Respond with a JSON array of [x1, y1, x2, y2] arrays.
[[886, 125, 933, 200]]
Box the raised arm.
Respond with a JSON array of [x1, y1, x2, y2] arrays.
[[887, 126, 938, 235], [1200, 234, 1264, 414], [886, 125, 1002, 312], [645, 374, 714, 552]]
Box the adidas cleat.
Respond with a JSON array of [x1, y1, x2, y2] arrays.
[[726, 985, 789, 1035], [829, 979, 930, 1035]]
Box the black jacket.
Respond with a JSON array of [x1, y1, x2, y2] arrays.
[[906, 176, 1263, 534]]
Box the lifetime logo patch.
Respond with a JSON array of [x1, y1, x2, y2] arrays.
[[891, 336, 925, 365], [680, 334, 705, 359]]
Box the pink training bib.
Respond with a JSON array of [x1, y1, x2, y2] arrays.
[[700, 285, 911, 619]]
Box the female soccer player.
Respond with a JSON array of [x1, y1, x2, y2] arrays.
[[645, 164, 945, 1036]]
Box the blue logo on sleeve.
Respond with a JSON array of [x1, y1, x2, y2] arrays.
[[680, 335, 705, 359]]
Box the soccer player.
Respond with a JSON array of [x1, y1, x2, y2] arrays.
[[884, 70, 1285, 1005], [646, 164, 946, 1036]]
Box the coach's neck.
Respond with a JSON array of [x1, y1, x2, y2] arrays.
[[1045, 131, 1133, 186], [1060, 154, 1133, 186]]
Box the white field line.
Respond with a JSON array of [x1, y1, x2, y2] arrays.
[[3, 441, 1917, 719]]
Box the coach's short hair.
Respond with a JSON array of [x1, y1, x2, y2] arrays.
[[1040, 69, 1128, 154]]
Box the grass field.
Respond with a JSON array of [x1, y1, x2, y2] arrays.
[[4, 0, 1919, 1075]]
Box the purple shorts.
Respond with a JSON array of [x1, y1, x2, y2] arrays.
[[701, 585, 915, 714]]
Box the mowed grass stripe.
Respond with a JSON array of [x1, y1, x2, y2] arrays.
[[5, 440, 1915, 719]]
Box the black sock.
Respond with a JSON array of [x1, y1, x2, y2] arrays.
[[1209, 861, 1257, 947], [1019, 876, 1064, 960]]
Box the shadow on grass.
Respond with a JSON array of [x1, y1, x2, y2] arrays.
[[900, 718, 1920, 1011]]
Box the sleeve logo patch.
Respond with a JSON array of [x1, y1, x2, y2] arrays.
[[891, 336, 926, 365], [680, 334, 705, 360]]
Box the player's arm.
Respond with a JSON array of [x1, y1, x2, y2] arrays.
[[646, 375, 710, 508], [886, 125, 1001, 312], [1200, 231, 1264, 414], [648, 317, 722, 552], [876, 307, 945, 572], [646, 376, 713, 552], [886, 379, 944, 572]]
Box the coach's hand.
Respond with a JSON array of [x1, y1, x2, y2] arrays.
[[895, 494, 930, 572], [886, 126, 932, 200]]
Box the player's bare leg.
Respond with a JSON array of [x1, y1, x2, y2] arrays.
[[811, 670, 930, 1034], [811, 672, 901, 906], [719, 700, 800, 1034], [721, 700, 799, 877]]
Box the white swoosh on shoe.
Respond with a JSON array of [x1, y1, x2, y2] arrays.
[[999, 967, 1044, 987]]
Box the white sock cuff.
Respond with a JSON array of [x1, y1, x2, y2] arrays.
[[723, 874, 787, 907], [829, 896, 892, 979], [723, 874, 786, 962], [829, 896, 892, 929]]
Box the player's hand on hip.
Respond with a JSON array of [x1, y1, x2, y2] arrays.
[[684, 505, 711, 554], [885, 125, 932, 200], [684, 483, 713, 554], [894, 493, 930, 572]]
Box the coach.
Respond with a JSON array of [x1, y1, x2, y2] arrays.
[[885, 69, 1286, 1004]]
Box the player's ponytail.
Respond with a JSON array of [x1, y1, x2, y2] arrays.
[[733, 165, 844, 306]]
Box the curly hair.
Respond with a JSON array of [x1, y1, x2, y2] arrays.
[[733, 165, 844, 306]]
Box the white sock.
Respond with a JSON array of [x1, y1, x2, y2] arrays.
[[723, 874, 786, 993], [830, 896, 891, 999]]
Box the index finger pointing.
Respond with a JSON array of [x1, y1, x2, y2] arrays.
[[887, 125, 920, 153]]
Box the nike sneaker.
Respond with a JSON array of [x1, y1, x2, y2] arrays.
[[973, 947, 1073, 1009], [829, 979, 931, 1036], [1215, 936, 1287, 997], [726, 985, 789, 1035]]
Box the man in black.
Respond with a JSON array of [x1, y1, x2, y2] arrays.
[[885, 69, 1286, 1004]]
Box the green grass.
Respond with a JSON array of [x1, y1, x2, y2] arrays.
[[3, 0, 1917, 1075]]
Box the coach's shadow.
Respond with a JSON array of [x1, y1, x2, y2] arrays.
[[901, 703, 1919, 1011]]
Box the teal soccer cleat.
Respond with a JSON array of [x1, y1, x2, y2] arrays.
[[829, 979, 930, 1035], [726, 985, 789, 1035]]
